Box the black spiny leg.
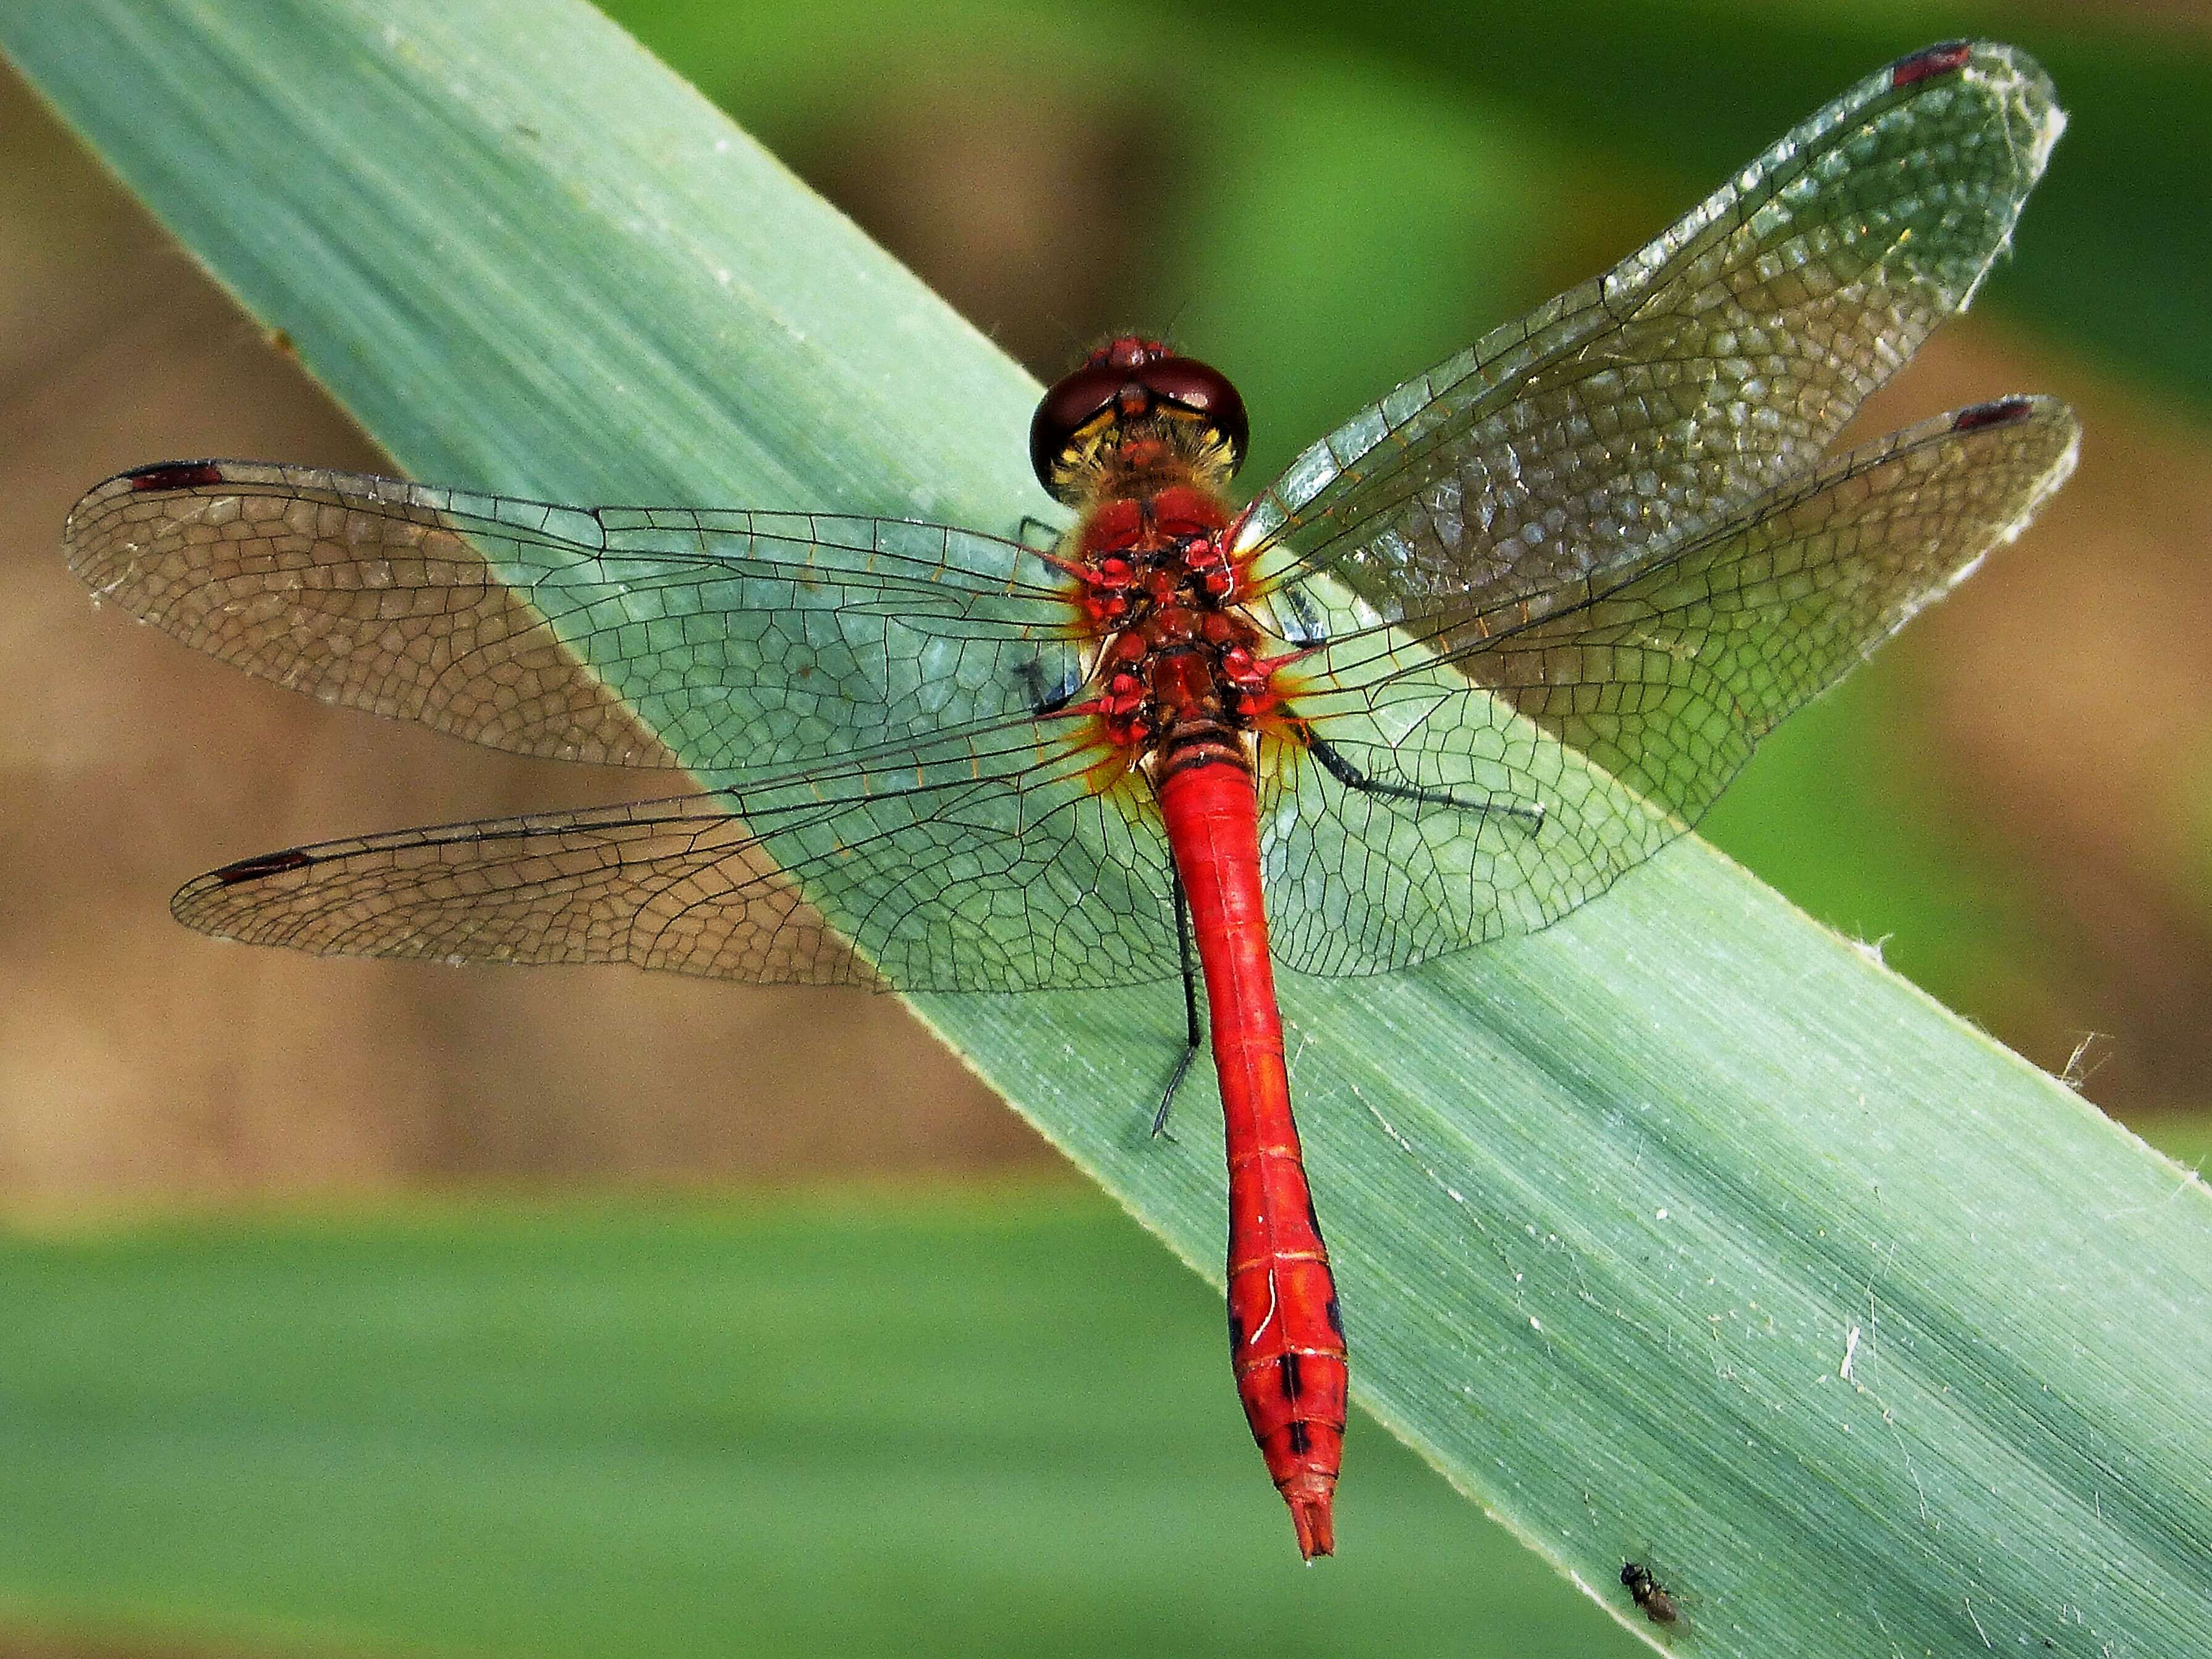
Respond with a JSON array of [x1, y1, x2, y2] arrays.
[[1015, 514, 1062, 553], [1308, 734, 1546, 827], [1015, 655, 1080, 718], [1275, 580, 1329, 648], [1153, 872, 1203, 1140]]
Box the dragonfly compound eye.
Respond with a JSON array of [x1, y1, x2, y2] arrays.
[[1030, 360, 1127, 501], [1134, 356, 1249, 479], [1030, 347, 1250, 501]]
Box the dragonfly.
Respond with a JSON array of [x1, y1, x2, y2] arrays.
[[66, 41, 2076, 1559]]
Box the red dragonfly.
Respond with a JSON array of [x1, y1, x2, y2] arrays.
[[67, 43, 2075, 1558]]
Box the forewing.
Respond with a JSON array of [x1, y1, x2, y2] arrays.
[[1236, 42, 2064, 642], [65, 460, 1082, 774], [1267, 396, 2080, 976], [172, 730, 1181, 993]]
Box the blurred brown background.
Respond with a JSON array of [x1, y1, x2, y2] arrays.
[[0, 65, 1044, 1203], [4, 4, 2209, 1214]]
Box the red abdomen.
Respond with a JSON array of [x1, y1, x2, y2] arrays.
[[1155, 744, 1349, 1559]]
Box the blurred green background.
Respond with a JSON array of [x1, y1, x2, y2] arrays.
[[1, 1, 2207, 1655]]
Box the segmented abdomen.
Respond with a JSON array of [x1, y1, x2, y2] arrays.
[[1155, 743, 1349, 1559]]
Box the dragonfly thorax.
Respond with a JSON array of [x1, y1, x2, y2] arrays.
[[1066, 481, 1286, 769]]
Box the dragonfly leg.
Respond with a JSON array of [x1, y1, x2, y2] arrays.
[[1014, 655, 1083, 718], [1014, 513, 1063, 553], [1307, 734, 1545, 827], [1152, 870, 1203, 1140], [1273, 582, 1329, 647]]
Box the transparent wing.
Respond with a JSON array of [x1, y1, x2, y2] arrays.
[[171, 727, 1182, 994], [70, 45, 2075, 999], [1264, 397, 2080, 976], [1235, 42, 2064, 643], [75, 460, 1166, 993], [65, 460, 1085, 775]]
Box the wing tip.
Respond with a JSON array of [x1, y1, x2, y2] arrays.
[[1950, 392, 2082, 459], [211, 847, 320, 886], [171, 846, 320, 934], [66, 459, 261, 575], [64, 460, 192, 557], [1890, 41, 1974, 90], [1950, 394, 2036, 433], [1882, 41, 2063, 169], [122, 460, 231, 493]]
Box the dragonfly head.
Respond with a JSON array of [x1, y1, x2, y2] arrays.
[[1030, 336, 1249, 506]]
